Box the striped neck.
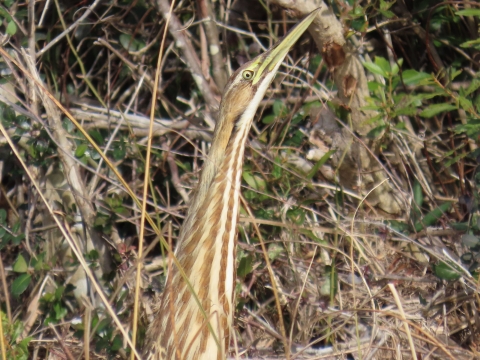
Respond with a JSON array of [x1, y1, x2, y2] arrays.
[[144, 117, 252, 360]]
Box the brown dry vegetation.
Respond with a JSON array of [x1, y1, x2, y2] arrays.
[[0, 0, 479, 359]]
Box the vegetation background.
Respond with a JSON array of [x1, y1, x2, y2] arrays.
[[0, 0, 479, 358]]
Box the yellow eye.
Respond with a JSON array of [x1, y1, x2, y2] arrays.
[[242, 70, 254, 80]]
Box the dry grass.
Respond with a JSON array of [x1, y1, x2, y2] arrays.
[[0, 1, 479, 359]]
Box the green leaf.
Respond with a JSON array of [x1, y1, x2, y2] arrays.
[[460, 38, 480, 49], [287, 207, 305, 225], [54, 302, 68, 320], [391, 58, 403, 76], [268, 243, 283, 261], [75, 143, 88, 158], [466, 78, 480, 96], [450, 222, 468, 231], [306, 150, 335, 180], [255, 208, 274, 220], [17, 336, 32, 352], [379, 0, 394, 10], [0, 209, 6, 224], [32, 252, 47, 271], [111, 334, 123, 351], [88, 129, 104, 146], [94, 213, 109, 227], [106, 193, 123, 209], [367, 81, 383, 92], [462, 234, 480, 248], [237, 255, 253, 278], [272, 156, 282, 179], [12, 233, 25, 246], [87, 249, 99, 261], [262, 114, 275, 124], [366, 124, 386, 139], [119, 34, 142, 52], [63, 118, 75, 132], [433, 261, 462, 281], [95, 318, 111, 334], [352, 20, 367, 32], [273, 99, 287, 117], [458, 96, 474, 112], [420, 103, 457, 118], [363, 62, 387, 77], [412, 179, 423, 207], [362, 103, 381, 111], [6, 20, 17, 36], [242, 172, 266, 191], [379, 9, 395, 18], [394, 105, 417, 116], [3, 0, 14, 7], [1, 104, 16, 125], [375, 56, 391, 75], [385, 220, 409, 233], [11, 274, 31, 297], [319, 275, 333, 296], [450, 69, 463, 82], [455, 9, 480, 17], [444, 151, 468, 168], [112, 143, 126, 160], [13, 254, 28, 273], [55, 286, 65, 300], [402, 69, 431, 85], [414, 202, 451, 232]]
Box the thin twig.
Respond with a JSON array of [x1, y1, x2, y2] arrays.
[[154, 0, 220, 110], [0, 254, 11, 323], [36, 0, 102, 58]]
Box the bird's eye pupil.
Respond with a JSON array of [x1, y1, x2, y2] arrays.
[[243, 70, 254, 80]]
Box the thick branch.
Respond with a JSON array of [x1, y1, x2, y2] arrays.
[[272, 0, 373, 134], [198, 0, 228, 90]]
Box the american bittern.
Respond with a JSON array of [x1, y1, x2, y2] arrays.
[[144, 9, 319, 359]]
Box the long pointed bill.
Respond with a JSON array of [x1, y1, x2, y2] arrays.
[[252, 8, 320, 85]]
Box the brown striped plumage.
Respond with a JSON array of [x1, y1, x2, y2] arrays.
[[143, 10, 319, 359]]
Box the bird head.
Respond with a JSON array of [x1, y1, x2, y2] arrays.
[[210, 9, 320, 162], [213, 8, 319, 150]]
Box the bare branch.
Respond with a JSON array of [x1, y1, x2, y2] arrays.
[[198, 0, 228, 90], [154, 0, 221, 110]]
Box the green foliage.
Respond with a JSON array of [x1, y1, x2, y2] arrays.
[[433, 261, 463, 281], [72, 313, 125, 356], [13, 254, 27, 273], [1, 312, 31, 360], [0, 208, 24, 250], [119, 34, 146, 52], [41, 284, 75, 326], [11, 274, 31, 298], [237, 254, 253, 278], [94, 193, 130, 234], [414, 202, 452, 232], [267, 243, 283, 261], [363, 53, 480, 144], [360, 4, 480, 282]]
